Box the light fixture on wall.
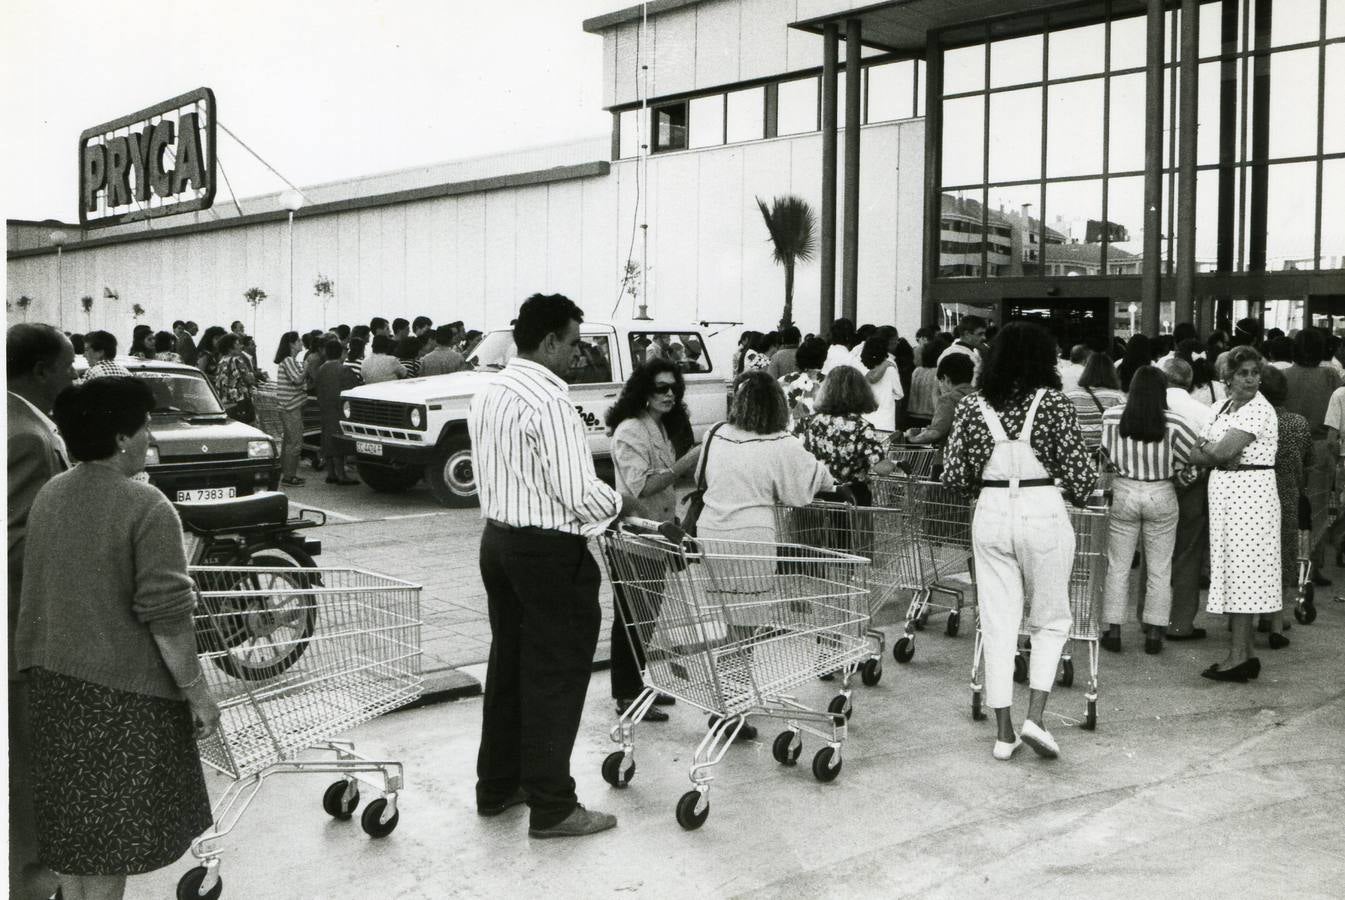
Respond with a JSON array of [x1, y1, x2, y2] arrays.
[[49, 230, 68, 330], [279, 190, 305, 330]]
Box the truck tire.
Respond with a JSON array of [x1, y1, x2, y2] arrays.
[[427, 435, 478, 507], [356, 461, 423, 493]]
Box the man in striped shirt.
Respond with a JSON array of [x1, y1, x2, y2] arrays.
[[468, 293, 627, 840]]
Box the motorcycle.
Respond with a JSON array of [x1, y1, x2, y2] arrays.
[[176, 491, 325, 682]]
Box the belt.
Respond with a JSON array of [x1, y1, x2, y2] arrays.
[[486, 519, 580, 538], [980, 478, 1055, 488], [1220, 464, 1274, 472]]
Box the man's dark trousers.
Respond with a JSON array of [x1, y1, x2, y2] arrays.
[[476, 522, 601, 829], [1169, 477, 1209, 633]]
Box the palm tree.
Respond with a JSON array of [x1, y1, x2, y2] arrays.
[[756, 195, 817, 333]]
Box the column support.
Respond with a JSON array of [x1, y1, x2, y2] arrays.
[[1175, 0, 1199, 327], [820, 23, 839, 332], [1141, 0, 1166, 336], [842, 18, 862, 323]]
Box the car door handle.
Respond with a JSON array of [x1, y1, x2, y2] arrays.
[[602, 392, 617, 398]]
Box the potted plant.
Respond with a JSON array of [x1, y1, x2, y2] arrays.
[[755, 194, 817, 332]]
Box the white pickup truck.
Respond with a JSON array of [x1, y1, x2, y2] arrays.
[[338, 321, 727, 506]]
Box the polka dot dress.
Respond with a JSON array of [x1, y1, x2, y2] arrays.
[[1206, 393, 1282, 615]]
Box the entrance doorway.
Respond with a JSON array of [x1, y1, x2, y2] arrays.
[[1002, 298, 1111, 354]]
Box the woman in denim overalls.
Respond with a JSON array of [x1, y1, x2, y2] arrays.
[[943, 323, 1098, 761]]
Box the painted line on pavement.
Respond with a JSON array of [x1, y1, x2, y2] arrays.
[[382, 511, 455, 520]]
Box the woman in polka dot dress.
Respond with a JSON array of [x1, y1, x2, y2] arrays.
[[1187, 345, 1280, 682]]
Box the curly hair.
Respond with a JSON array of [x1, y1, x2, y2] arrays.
[[977, 321, 1062, 409], [1224, 344, 1264, 380], [814, 365, 878, 415], [605, 358, 691, 447], [728, 370, 789, 434]]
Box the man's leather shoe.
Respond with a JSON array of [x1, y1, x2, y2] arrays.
[[528, 805, 616, 839], [653, 693, 677, 706], [477, 787, 527, 817]]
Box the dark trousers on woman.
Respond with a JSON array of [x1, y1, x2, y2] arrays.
[[476, 523, 601, 830], [1169, 477, 1209, 633]]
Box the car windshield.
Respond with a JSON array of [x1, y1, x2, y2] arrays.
[[469, 331, 516, 371], [134, 371, 226, 416]]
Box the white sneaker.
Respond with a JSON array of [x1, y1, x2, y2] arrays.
[[1019, 719, 1059, 759], [992, 736, 1022, 760]]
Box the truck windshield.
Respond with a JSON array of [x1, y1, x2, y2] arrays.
[[469, 332, 517, 371], [135, 371, 226, 416]]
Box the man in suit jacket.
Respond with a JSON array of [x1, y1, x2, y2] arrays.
[[174, 319, 199, 366], [7, 323, 75, 900]]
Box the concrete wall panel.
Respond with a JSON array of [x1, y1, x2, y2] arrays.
[[694, 1, 741, 89], [652, 9, 697, 98], [649, 152, 700, 321], [513, 187, 552, 301], [483, 191, 518, 325]]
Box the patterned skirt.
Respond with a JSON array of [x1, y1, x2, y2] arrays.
[[27, 668, 214, 876]]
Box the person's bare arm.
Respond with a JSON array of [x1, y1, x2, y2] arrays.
[[152, 631, 220, 739], [1188, 429, 1255, 467]]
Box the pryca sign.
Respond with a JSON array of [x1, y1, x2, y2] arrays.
[[79, 87, 216, 227]]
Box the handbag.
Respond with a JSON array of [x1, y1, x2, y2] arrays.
[[679, 422, 725, 537]]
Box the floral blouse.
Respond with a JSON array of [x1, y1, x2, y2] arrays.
[[780, 370, 823, 422], [942, 389, 1097, 506], [214, 354, 253, 406], [793, 413, 886, 484]]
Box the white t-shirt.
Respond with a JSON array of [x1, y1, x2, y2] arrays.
[[1166, 387, 1216, 433], [1324, 387, 1345, 454], [864, 366, 904, 432], [1059, 361, 1085, 394]]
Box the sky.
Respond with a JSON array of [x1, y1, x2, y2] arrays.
[[1, 0, 621, 223]]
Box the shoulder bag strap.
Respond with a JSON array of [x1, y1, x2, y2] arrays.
[[694, 422, 726, 490], [1085, 387, 1105, 415]]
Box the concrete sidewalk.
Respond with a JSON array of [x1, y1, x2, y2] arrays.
[[143, 600, 1345, 899]]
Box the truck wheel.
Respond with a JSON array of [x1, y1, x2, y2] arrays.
[[427, 436, 478, 507], [356, 462, 422, 493]]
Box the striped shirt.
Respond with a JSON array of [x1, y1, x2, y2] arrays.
[[1065, 387, 1126, 450], [468, 357, 621, 538], [275, 357, 306, 410], [1100, 407, 1199, 481]]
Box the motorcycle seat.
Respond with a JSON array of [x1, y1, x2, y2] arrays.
[[176, 491, 289, 533]]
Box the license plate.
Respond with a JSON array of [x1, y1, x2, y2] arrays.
[[176, 487, 237, 502], [356, 441, 383, 456]]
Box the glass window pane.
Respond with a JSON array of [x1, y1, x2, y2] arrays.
[[987, 183, 1043, 276], [991, 33, 1043, 88], [1108, 72, 1146, 173], [1048, 78, 1104, 177], [941, 94, 985, 186], [1200, 0, 1224, 58], [1269, 48, 1320, 158], [916, 60, 927, 116], [1325, 44, 1345, 153], [836, 75, 865, 129], [1194, 168, 1220, 273], [943, 43, 985, 94], [1110, 14, 1147, 71], [1048, 22, 1106, 80], [778, 77, 818, 136], [867, 61, 915, 122], [619, 109, 640, 159], [1043, 179, 1104, 274], [1266, 161, 1317, 270], [1322, 158, 1345, 268], [988, 87, 1042, 182], [1330, 0, 1345, 38], [939, 189, 987, 278], [726, 87, 764, 143], [653, 104, 688, 152], [1198, 61, 1222, 165], [1271, 0, 1322, 46], [689, 95, 724, 149], [1105, 175, 1146, 268]]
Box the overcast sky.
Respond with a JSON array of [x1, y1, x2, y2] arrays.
[[1, 0, 619, 223]]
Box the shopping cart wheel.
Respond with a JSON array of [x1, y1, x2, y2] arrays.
[[676, 790, 709, 830], [602, 751, 636, 788], [827, 694, 853, 721], [811, 747, 842, 783], [1082, 700, 1098, 731], [322, 779, 359, 820], [1012, 654, 1028, 684], [1295, 584, 1317, 624], [772, 731, 802, 766], [971, 690, 987, 721], [893, 636, 915, 664], [360, 798, 400, 838], [1058, 659, 1074, 689], [945, 611, 961, 638], [860, 657, 882, 686], [177, 866, 222, 900]]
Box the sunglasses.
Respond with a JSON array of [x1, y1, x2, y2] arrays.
[[651, 383, 677, 395]]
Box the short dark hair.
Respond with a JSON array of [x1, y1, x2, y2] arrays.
[[728, 370, 789, 434], [85, 330, 117, 357], [434, 324, 456, 345], [7, 324, 68, 379], [858, 336, 890, 369], [351, 324, 371, 341], [172, 320, 185, 330], [69, 333, 85, 354], [828, 318, 855, 347], [795, 336, 828, 371], [372, 334, 395, 355], [937, 352, 974, 385], [216, 333, 239, 355], [814, 366, 878, 416], [915, 326, 938, 342], [977, 321, 1061, 408], [392, 317, 409, 334], [780, 325, 801, 346], [1293, 328, 1326, 367], [1233, 317, 1263, 347], [230, 320, 244, 331], [920, 335, 950, 368], [323, 338, 344, 360], [514, 293, 584, 353], [1119, 366, 1169, 442], [1078, 352, 1121, 390], [52, 376, 154, 462], [395, 335, 421, 358], [1069, 344, 1092, 365], [370, 317, 389, 333], [958, 315, 987, 336], [413, 316, 432, 331], [335, 324, 351, 341], [154, 331, 176, 353], [347, 337, 366, 362]]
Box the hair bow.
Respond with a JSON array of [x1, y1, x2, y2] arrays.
[[1190, 351, 1206, 361]]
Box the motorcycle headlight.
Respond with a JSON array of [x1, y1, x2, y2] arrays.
[[145, 445, 160, 466], [342, 400, 351, 419], [410, 406, 423, 428], [247, 440, 275, 459]]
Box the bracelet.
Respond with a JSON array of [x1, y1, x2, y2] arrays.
[[177, 670, 206, 692]]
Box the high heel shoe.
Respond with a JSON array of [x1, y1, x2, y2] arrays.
[[1201, 659, 1256, 683], [1268, 632, 1290, 650]]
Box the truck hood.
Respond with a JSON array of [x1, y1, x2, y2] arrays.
[[341, 369, 503, 403]]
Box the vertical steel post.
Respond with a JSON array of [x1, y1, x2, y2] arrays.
[[1175, 0, 1199, 326], [821, 23, 839, 332], [842, 18, 862, 323], [922, 47, 943, 330], [1141, 0, 1166, 335]]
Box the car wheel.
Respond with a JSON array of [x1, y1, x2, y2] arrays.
[[356, 461, 423, 493], [426, 435, 478, 508]]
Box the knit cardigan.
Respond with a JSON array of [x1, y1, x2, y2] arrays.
[[16, 463, 196, 699]]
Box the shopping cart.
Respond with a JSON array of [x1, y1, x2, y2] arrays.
[[869, 473, 976, 663], [887, 443, 942, 480], [968, 498, 1109, 731], [1294, 453, 1338, 625], [177, 566, 422, 899], [598, 521, 870, 830], [774, 496, 909, 690]]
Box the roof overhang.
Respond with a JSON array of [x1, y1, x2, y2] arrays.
[[582, 0, 707, 34]]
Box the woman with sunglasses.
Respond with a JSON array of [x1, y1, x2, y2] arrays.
[[603, 359, 700, 723]]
